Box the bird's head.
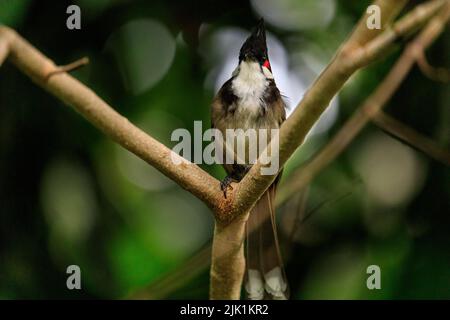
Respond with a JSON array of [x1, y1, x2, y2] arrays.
[[239, 19, 271, 72]]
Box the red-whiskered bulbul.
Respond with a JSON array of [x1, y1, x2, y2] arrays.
[[211, 19, 288, 300]]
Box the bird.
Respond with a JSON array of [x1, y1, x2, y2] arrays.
[[210, 19, 288, 300]]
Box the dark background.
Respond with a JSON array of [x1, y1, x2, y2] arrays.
[[0, 0, 449, 299]]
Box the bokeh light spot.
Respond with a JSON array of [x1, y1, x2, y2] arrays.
[[354, 133, 427, 207], [106, 19, 176, 95], [41, 158, 97, 245]]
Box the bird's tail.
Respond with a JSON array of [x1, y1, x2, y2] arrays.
[[244, 185, 289, 300]]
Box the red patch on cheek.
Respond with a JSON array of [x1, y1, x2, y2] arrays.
[[263, 59, 271, 71]]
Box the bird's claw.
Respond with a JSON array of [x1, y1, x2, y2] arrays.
[[220, 176, 236, 199]]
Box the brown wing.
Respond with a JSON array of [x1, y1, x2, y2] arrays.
[[265, 79, 286, 127], [211, 78, 237, 131], [211, 78, 239, 176]]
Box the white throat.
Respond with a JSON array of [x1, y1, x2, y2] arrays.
[[232, 61, 273, 97], [231, 61, 273, 120]]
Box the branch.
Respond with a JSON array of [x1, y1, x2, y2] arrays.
[[416, 51, 450, 82], [0, 26, 224, 215], [373, 111, 450, 165], [277, 2, 450, 206], [349, 0, 448, 69], [46, 56, 90, 79]]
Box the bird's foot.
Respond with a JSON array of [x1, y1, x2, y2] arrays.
[[220, 175, 238, 199]]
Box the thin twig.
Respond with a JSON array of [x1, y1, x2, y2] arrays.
[[45, 57, 90, 79], [416, 51, 450, 82], [286, 187, 309, 254], [373, 111, 450, 165], [350, 0, 447, 69]]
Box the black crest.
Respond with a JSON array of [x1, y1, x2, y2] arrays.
[[239, 19, 268, 64]]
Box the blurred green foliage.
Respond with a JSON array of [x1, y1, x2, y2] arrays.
[[0, 0, 449, 299]]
